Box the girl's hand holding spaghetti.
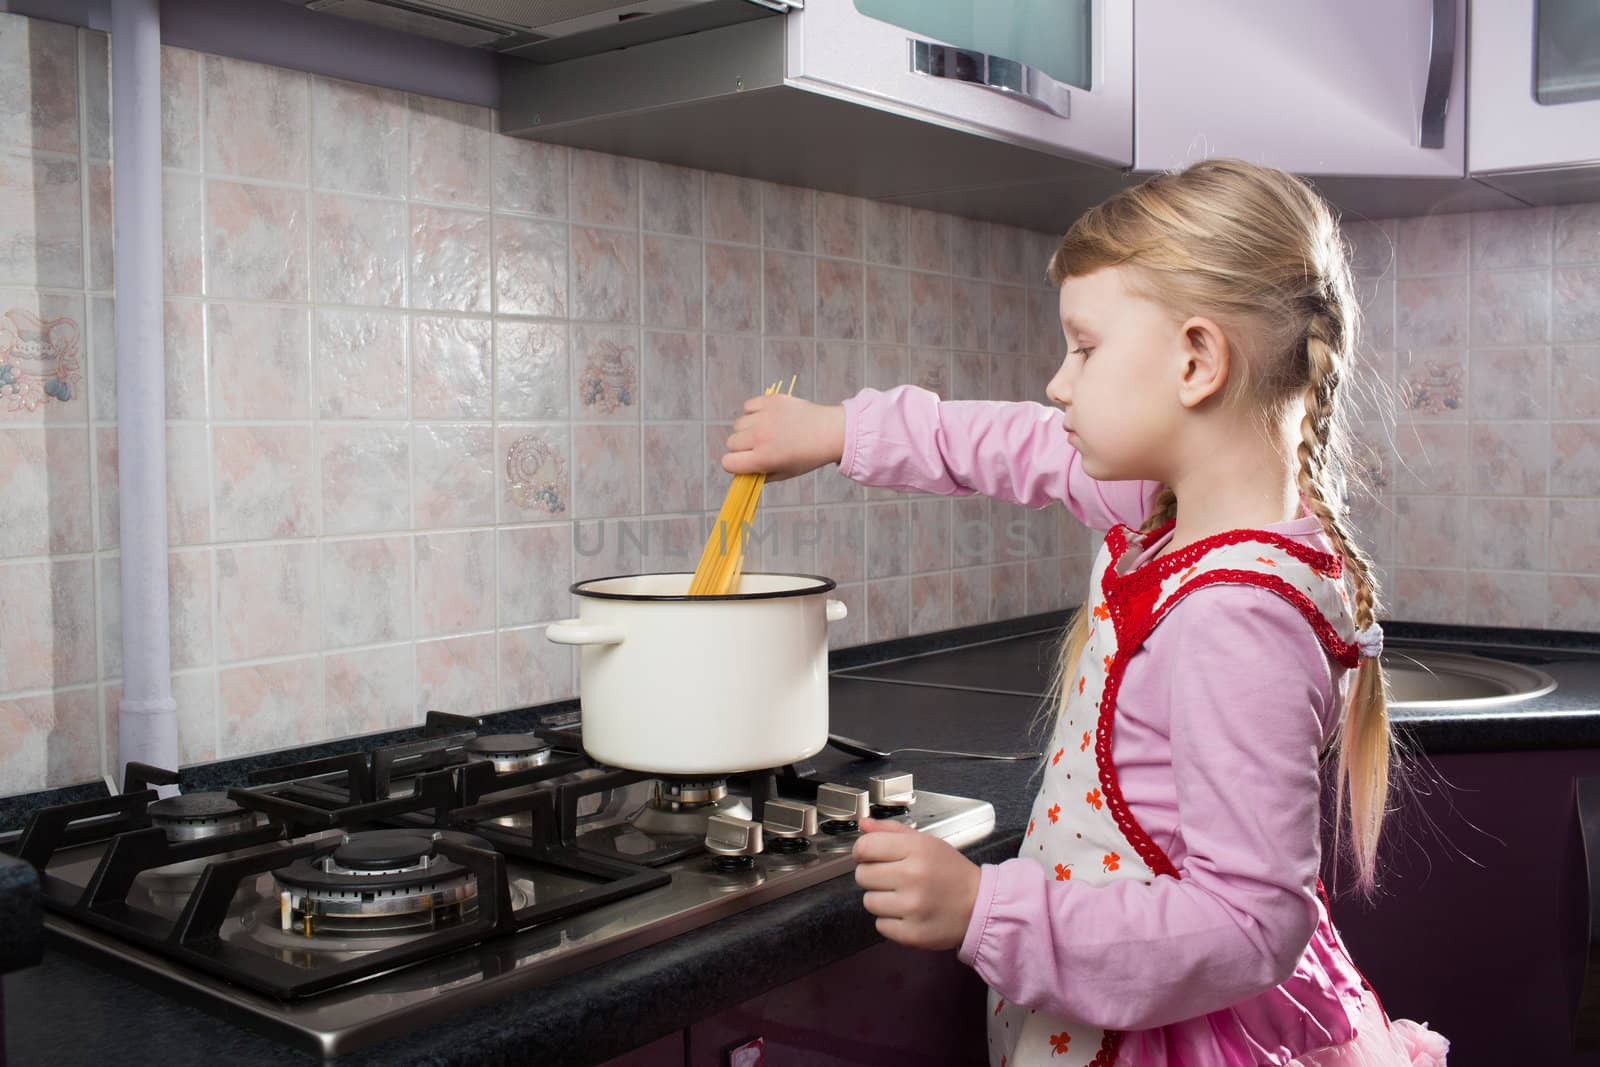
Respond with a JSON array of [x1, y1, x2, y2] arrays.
[[721, 394, 846, 483], [852, 817, 980, 951]]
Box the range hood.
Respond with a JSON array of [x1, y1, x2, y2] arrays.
[[498, 16, 1136, 231], [303, 0, 797, 61]]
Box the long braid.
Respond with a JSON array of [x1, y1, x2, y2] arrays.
[[1299, 309, 1390, 893], [1139, 486, 1179, 535]]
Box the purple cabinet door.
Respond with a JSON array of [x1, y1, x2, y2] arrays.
[[1325, 748, 1600, 1065], [687, 940, 986, 1066]]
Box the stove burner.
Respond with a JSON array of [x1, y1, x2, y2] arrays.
[[146, 792, 257, 842], [653, 779, 728, 808], [273, 830, 490, 937], [329, 829, 443, 872], [244, 877, 537, 964], [464, 733, 552, 774], [628, 780, 750, 841]]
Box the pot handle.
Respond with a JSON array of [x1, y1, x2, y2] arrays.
[[826, 599, 849, 623], [545, 619, 626, 646]]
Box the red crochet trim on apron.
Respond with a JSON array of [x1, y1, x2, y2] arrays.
[[1103, 524, 1360, 667], [1162, 571, 1362, 670], [1106, 521, 1345, 584], [1090, 1030, 1122, 1067], [1092, 636, 1182, 881], [1091, 524, 1364, 892]]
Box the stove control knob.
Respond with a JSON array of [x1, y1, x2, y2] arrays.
[[868, 772, 915, 816], [816, 784, 870, 834], [706, 814, 763, 870], [764, 800, 818, 853]]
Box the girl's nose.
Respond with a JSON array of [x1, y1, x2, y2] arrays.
[[1045, 357, 1073, 406]]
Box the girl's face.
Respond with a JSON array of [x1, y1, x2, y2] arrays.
[[1045, 266, 1185, 483]]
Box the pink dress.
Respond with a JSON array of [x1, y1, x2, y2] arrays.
[[838, 386, 1449, 1066]]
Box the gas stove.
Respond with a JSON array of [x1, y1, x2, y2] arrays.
[[6, 710, 995, 1059]]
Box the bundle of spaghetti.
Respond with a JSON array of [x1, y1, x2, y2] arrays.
[[689, 377, 796, 595]]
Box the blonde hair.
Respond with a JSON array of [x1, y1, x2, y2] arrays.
[[1044, 158, 1390, 893]]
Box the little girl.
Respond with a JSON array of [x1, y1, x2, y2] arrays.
[[721, 160, 1450, 1065]]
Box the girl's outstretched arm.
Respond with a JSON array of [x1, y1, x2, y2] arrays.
[[840, 385, 1161, 530]]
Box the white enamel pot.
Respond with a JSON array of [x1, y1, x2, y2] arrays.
[[545, 572, 848, 776]]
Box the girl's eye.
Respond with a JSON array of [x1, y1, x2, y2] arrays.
[[1071, 346, 1094, 359]]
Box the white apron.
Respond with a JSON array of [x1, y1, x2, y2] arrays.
[[988, 521, 1361, 1067]]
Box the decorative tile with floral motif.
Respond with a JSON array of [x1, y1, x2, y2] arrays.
[[0, 309, 80, 411], [1402, 359, 1464, 415], [577, 336, 637, 415], [505, 433, 568, 514]]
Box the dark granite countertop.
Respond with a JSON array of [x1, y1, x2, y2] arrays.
[[839, 619, 1600, 754], [6, 615, 1600, 1065]]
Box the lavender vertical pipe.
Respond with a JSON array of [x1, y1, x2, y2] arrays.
[[112, 0, 178, 779]]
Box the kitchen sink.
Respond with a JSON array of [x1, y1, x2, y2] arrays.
[[1384, 647, 1557, 710], [843, 633, 1566, 713]]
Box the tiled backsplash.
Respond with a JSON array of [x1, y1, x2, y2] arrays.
[[0, 13, 1084, 791], [1343, 209, 1600, 635], [1, 13, 1598, 793]]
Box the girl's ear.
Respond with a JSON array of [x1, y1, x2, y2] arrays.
[[1176, 316, 1231, 408]]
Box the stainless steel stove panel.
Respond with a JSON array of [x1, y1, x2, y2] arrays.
[[43, 790, 994, 1059]]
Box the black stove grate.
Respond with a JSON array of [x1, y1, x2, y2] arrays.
[[73, 822, 515, 998], [6, 715, 675, 1000]]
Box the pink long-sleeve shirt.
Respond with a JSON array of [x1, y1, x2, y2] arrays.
[[839, 385, 1366, 1049]]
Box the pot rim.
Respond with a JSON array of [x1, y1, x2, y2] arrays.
[[569, 571, 839, 602]]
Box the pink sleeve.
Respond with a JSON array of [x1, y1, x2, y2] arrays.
[[838, 385, 1162, 531], [957, 586, 1337, 1030]]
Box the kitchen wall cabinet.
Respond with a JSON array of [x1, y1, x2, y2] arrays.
[[499, 2, 1133, 233], [786, 0, 1132, 167], [1469, 0, 1600, 204], [27, 0, 1580, 233], [1134, 0, 1466, 179]]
